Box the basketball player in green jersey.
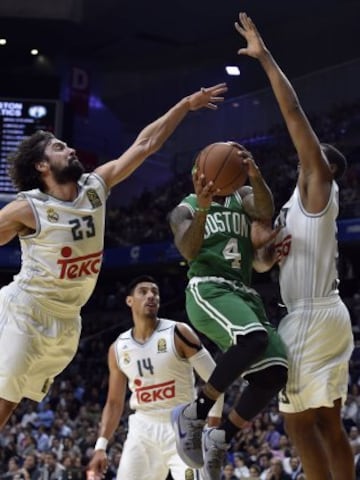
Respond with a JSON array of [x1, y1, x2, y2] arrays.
[[170, 146, 288, 480]]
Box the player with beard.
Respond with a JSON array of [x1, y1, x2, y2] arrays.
[[0, 82, 227, 431]]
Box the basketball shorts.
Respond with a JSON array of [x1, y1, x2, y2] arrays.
[[278, 296, 354, 413], [0, 285, 81, 403], [117, 411, 199, 480], [186, 277, 288, 376]]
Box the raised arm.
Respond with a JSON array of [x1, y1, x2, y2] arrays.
[[0, 199, 36, 245], [239, 151, 274, 221], [235, 13, 332, 213], [89, 344, 127, 477], [95, 83, 227, 189]]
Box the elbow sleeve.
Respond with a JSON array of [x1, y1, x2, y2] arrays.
[[188, 347, 216, 381], [188, 348, 224, 419]]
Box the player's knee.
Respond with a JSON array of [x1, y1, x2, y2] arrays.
[[269, 365, 288, 391], [284, 413, 315, 437], [236, 330, 268, 354], [249, 365, 288, 392]]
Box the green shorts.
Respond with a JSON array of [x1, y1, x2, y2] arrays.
[[186, 277, 288, 376]]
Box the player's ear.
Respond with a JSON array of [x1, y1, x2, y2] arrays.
[[329, 163, 337, 177], [125, 296, 132, 308], [35, 160, 48, 172]]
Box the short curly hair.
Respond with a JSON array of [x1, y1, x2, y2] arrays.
[[7, 130, 55, 191]]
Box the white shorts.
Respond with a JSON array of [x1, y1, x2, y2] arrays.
[[278, 296, 354, 413], [0, 285, 81, 403], [117, 411, 200, 480]]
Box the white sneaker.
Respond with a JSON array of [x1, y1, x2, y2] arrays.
[[201, 428, 229, 480], [171, 403, 205, 468]]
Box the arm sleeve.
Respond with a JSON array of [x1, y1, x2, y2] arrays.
[[188, 348, 224, 418]]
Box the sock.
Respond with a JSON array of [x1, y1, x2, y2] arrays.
[[184, 390, 215, 420], [196, 390, 215, 420]]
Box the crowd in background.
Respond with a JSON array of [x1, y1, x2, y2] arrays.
[[105, 99, 360, 247], [0, 99, 359, 479], [1, 311, 360, 479]]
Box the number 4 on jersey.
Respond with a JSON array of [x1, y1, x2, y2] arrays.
[[222, 238, 241, 269]]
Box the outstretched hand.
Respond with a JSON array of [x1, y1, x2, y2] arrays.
[[235, 12, 268, 59], [188, 83, 228, 111]]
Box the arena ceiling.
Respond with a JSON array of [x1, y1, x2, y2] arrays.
[[0, 0, 359, 130]]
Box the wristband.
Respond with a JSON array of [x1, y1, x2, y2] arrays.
[[195, 207, 209, 213], [95, 437, 108, 451]]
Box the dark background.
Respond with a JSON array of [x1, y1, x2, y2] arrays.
[[0, 0, 359, 131]]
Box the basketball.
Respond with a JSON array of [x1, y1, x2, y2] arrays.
[[195, 142, 248, 196]]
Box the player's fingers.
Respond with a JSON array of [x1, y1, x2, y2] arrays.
[[239, 12, 250, 28], [208, 188, 221, 197], [234, 22, 246, 35], [206, 103, 218, 110], [210, 96, 225, 102], [247, 15, 256, 30], [239, 152, 252, 162], [212, 85, 228, 94], [203, 180, 214, 192], [209, 82, 227, 90], [198, 173, 207, 187], [206, 86, 227, 98], [242, 156, 254, 165], [199, 176, 213, 192]]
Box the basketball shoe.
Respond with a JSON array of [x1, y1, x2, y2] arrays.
[[201, 427, 229, 480], [171, 403, 205, 468]]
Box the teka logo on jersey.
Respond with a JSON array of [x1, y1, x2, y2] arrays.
[[57, 247, 103, 279], [135, 379, 175, 403], [275, 234, 292, 259]]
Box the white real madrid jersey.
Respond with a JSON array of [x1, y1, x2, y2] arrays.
[[114, 319, 197, 414], [274, 182, 339, 307], [12, 173, 108, 316]]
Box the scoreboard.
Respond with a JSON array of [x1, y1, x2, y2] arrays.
[[0, 98, 62, 193]]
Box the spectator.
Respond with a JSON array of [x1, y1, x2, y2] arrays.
[[258, 453, 272, 480], [20, 405, 38, 429], [35, 427, 50, 453], [60, 455, 82, 480], [1, 456, 29, 480], [248, 464, 261, 479], [266, 458, 291, 480], [287, 456, 303, 480], [17, 432, 37, 459], [34, 404, 55, 430], [222, 463, 238, 480], [38, 452, 65, 480], [350, 426, 360, 450], [264, 424, 281, 450], [23, 454, 41, 480], [251, 417, 268, 446], [234, 453, 250, 478]]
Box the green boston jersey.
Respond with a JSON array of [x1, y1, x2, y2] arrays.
[[179, 192, 254, 285]]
